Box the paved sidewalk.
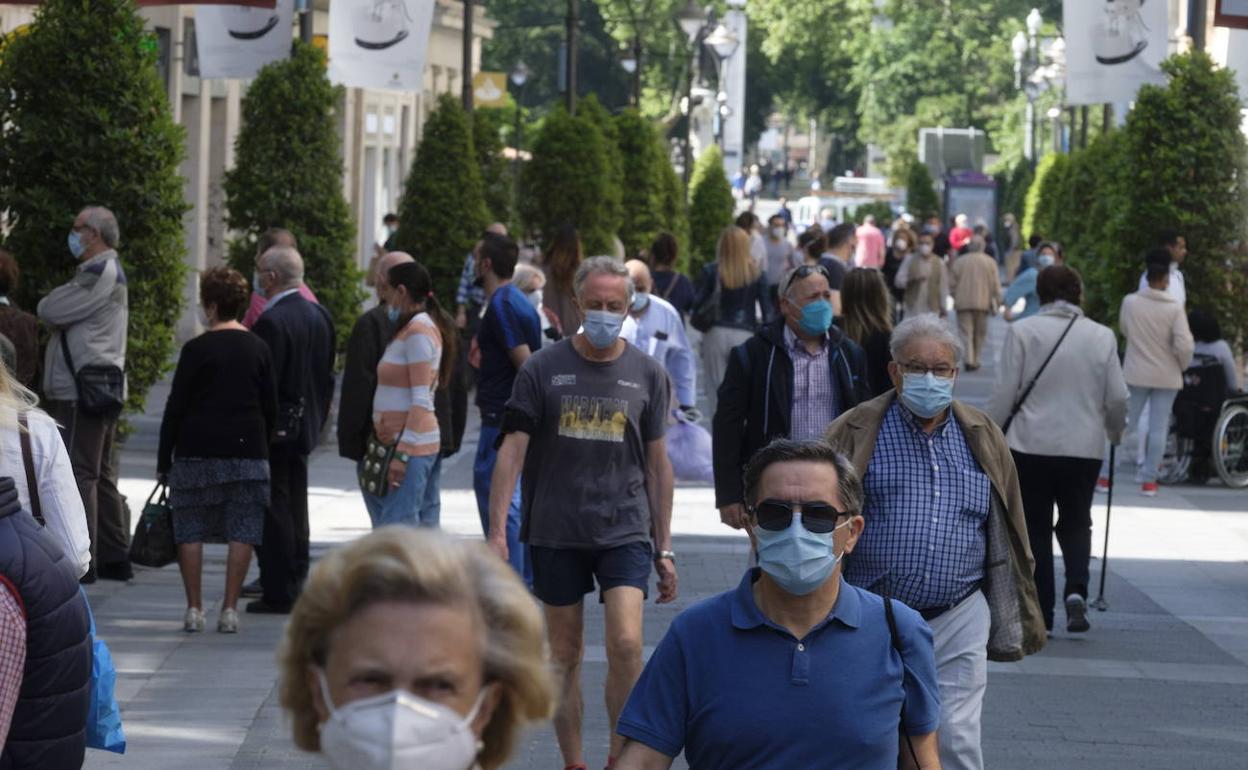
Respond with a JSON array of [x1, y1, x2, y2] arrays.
[[83, 315, 1248, 769]]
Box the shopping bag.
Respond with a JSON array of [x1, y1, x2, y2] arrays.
[[82, 589, 126, 754], [128, 483, 176, 568], [667, 415, 714, 483]]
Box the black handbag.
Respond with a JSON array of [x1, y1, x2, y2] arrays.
[[358, 432, 403, 498], [129, 484, 176, 568], [690, 271, 722, 333], [60, 333, 124, 418], [272, 398, 306, 444]]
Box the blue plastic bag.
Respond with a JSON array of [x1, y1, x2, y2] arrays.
[[81, 589, 126, 754], [667, 416, 714, 483]]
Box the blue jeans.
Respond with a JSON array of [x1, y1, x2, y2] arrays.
[[1103, 386, 1178, 484], [361, 453, 442, 528], [474, 422, 529, 582]]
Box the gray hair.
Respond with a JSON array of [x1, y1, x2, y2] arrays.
[[889, 313, 963, 365], [511, 263, 544, 293], [573, 256, 634, 303], [80, 206, 119, 248], [967, 235, 986, 253], [259, 246, 305, 287], [743, 439, 864, 516]]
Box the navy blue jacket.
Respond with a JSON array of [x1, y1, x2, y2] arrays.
[[252, 292, 336, 456], [712, 320, 870, 507]]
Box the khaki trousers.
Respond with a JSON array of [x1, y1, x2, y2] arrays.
[[957, 310, 989, 368]]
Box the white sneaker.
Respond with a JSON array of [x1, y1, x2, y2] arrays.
[[217, 608, 239, 634], [183, 607, 205, 633]]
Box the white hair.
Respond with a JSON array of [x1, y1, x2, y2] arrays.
[[259, 246, 305, 287], [889, 313, 963, 365], [80, 206, 120, 248], [573, 256, 634, 303]]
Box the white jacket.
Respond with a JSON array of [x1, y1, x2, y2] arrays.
[[1120, 288, 1194, 390], [988, 303, 1129, 460]]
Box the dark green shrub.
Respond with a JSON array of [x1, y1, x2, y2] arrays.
[[904, 158, 941, 221], [1022, 152, 1069, 242], [657, 153, 691, 273], [852, 201, 895, 227], [521, 106, 614, 255], [224, 42, 361, 353], [614, 109, 667, 259], [474, 108, 512, 225], [576, 95, 624, 244], [390, 93, 490, 309], [1058, 132, 1130, 324], [687, 145, 735, 277], [0, 0, 188, 414], [998, 160, 1034, 227]]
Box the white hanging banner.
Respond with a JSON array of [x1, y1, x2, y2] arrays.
[[328, 0, 436, 92], [194, 0, 293, 79], [1064, 0, 1167, 106]]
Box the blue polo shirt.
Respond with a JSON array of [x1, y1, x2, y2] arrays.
[[476, 283, 542, 416], [617, 569, 941, 769]]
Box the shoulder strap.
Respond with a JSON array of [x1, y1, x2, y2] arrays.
[[883, 593, 920, 767], [883, 592, 901, 652], [17, 411, 43, 526], [1002, 315, 1079, 434], [59, 331, 77, 376], [658, 272, 678, 300]]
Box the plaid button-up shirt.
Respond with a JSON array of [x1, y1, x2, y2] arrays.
[[845, 400, 991, 610], [0, 582, 25, 744], [785, 325, 837, 441]]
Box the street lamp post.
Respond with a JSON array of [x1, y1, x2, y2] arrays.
[[1012, 8, 1065, 169], [566, 0, 579, 114], [620, 40, 640, 107], [704, 22, 739, 150], [510, 61, 530, 219], [676, 0, 711, 186]]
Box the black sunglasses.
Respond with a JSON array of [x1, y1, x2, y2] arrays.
[[748, 499, 851, 534], [782, 264, 830, 297]]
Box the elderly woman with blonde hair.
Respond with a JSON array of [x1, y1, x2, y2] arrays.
[[278, 527, 555, 770]]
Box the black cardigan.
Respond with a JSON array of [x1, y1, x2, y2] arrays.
[[158, 329, 278, 474]]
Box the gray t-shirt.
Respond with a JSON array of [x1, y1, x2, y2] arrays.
[[506, 338, 670, 549]]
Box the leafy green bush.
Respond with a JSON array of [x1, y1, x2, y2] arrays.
[[576, 95, 624, 245], [521, 106, 614, 255], [0, 0, 188, 414], [614, 109, 667, 259], [904, 158, 941, 221], [224, 42, 361, 353], [390, 93, 490, 309], [687, 145, 735, 277], [1022, 152, 1069, 243], [997, 160, 1033, 227], [657, 152, 691, 273], [852, 201, 895, 227], [474, 108, 512, 225]]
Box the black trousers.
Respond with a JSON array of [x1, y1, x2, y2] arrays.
[[259, 446, 309, 607], [1012, 451, 1100, 628]]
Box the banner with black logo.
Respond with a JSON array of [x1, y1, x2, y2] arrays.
[[195, 0, 293, 80], [328, 0, 435, 91]]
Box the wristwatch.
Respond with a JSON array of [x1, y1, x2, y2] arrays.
[[655, 550, 676, 563]]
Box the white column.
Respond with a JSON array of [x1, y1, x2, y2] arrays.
[[721, 2, 747, 177]]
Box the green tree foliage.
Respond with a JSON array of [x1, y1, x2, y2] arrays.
[[389, 93, 490, 309], [521, 106, 614, 255], [0, 0, 187, 413], [997, 160, 1034, 227], [1021, 152, 1069, 242], [614, 109, 667, 259], [224, 42, 361, 353], [657, 155, 691, 273], [905, 158, 941, 220], [853, 202, 895, 227], [576, 95, 624, 243], [687, 146, 735, 277], [474, 108, 512, 225]]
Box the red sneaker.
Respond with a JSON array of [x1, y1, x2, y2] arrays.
[[1141, 482, 1159, 497], [1095, 477, 1111, 494]]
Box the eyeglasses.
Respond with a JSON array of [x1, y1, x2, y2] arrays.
[[897, 361, 957, 379], [782, 264, 829, 297], [748, 499, 851, 534]]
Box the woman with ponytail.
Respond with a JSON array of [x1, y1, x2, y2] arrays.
[[369, 261, 459, 527]]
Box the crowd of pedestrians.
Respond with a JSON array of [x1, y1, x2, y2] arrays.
[[1, 191, 1241, 770]]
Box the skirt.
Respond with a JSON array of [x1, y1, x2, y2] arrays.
[[168, 457, 269, 546]]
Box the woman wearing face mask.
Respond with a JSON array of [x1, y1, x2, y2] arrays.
[[368, 261, 458, 528], [279, 527, 556, 770], [883, 227, 914, 312], [692, 227, 774, 415], [1004, 242, 1061, 322], [513, 263, 562, 342], [895, 233, 949, 320], [157, 267, 278, 633]]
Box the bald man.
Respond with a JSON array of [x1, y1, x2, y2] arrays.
[[242, 228, 319, 329], [625, 259, 697, 414]]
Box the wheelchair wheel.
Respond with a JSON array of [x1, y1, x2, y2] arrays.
[[1158, 429, 1191, 485], [1213, 404, 1248, 489]]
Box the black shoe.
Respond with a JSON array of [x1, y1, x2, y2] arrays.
[[245, 599, 292, 615], [97, 562, 134, 582], [241, 579, 263, 598], [1065, 594, 1090, 633]]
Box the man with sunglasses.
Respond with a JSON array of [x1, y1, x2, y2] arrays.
[[825, 314, 1046, 770], [616, 439, 942, 769], [713, 263, 869, 531]]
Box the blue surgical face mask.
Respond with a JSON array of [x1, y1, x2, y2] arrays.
[[583, 309, 625, 349], [797, 298, 833, 337], [754, 515, 849, 596], [631, 292, 650, 312], [1037, 253, 1056, 268], [253, 271, 266, 299], [900, 371, 955, 419], [68, 231, 84, 259], [386, 304, 401, 323]]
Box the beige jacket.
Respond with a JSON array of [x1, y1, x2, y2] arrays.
[[895, 253, 948, 317], [1120, 289, 1194, 390], [949, 251, 1002, 312], [826, 393, 1047, 662]]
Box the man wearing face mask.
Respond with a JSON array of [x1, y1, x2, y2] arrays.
[[624, 260, 697, 419], [473, 233, 541, 581], [615, 439, 942, 769], [896, 232, 949, 320], [488, 256, 677, 770], [713, 264, 869, 531], [826, 314, 1046, 770], [949, 235, 1002, 371], [1003, 242, 1060, 322], [763, 214, 798, 298]]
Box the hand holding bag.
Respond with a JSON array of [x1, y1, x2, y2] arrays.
[[128, 484, 176, 568], [358, 433, 407, 498]]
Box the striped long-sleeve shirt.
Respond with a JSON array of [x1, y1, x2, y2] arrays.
[[373, 312, 442, 457]]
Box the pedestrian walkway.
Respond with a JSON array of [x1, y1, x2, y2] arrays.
[[83, 314, 1248, 769]]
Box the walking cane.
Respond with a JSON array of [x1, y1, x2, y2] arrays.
[[1090, 444, 1115, 612]]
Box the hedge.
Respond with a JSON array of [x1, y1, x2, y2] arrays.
[[904, 157, 941, 221], [521, 106, 615, 256], [614, 109, 668, 259], [687, 145, 735, 278], [474, 108, 512, 225]]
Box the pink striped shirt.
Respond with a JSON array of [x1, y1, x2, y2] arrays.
[[373, 313, 442, 457]]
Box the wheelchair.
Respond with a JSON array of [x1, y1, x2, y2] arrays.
[[1160, 355, 1248, 488]]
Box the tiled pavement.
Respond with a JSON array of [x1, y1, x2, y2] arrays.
[[83, 315, 1248, 769]]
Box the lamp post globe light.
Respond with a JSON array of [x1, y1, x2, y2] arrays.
[[677, 0, 708, 45], [704, 23, 739, 148], [510, 61, 530, 217], [510, 60, 529, 88], [675, 0, 712, 184]]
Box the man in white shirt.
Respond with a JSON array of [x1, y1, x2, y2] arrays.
[[625, 261, 697, 417], [1136, 230, 1186, 306]]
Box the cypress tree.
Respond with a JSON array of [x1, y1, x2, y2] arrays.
[[687, 146, 735, 277]]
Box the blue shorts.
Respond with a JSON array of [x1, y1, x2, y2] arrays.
[[530, 541, 652, 606]]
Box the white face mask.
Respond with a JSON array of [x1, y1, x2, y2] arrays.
[[317, 672, 487, 770], [918, 244, 933, 256], [526, 288, 543, 310], [771, 227, 786, 239]]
